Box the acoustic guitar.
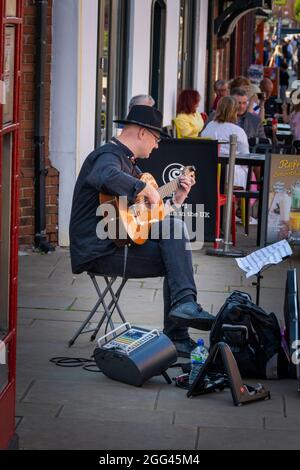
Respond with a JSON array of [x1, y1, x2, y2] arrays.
[[99, 165, 196, 246]]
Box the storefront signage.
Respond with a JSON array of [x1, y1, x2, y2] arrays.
[[266, 154, 300, 245]]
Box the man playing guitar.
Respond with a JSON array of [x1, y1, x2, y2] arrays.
[[69, 105, 214, 357]]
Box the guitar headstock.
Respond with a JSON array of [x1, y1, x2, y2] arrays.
[[182, 165, 196, 184]]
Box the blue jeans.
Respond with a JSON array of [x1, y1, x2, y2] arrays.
[[86, 217, 197, 340]]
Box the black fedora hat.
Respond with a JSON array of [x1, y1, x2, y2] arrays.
[[114, 105, 169, 138]]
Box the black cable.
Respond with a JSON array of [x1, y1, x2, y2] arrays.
[[49, 356, 102, 373]]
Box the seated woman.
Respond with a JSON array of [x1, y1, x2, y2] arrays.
[[174, 89, 204, 138], [201, 96, 250, 189], [282, 99, 300, 142]]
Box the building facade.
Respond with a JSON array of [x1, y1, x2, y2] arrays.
[[17, 0, 272, 249]]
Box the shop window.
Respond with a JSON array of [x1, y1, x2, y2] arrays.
[[177, 0, 196, 93], [0, 134, 12, 342], [95, 0, 130, 147], [149, 0, 166, 112], [3, 26, 15, 125], [5, 0, 17, 17]]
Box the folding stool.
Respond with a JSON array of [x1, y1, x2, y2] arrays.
[[68, 273, 128, 347]]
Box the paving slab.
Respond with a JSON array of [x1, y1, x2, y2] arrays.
[[16, 402, 62, 420], [17, 416, 198, 450], [18, 295, 76, 310], [197, 427, 300, 450], [175, 409, 264, 429], [265, 415, 300, 432], [16, 235, 300, 450], [59, 405, 173, 426], [20, 377, 160, 409], [156, 384, 285, 416], [18, 308, 97, 323]]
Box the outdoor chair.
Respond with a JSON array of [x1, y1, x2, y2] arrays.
[[293, 140, 300, 154], [215, 163, 236, 249]]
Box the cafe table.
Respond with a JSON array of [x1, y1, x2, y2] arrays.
[[219, 152, 271, 246]]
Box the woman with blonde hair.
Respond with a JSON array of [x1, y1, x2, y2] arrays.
[[269, 44, 284, 67], [201, 96, 249, 188]]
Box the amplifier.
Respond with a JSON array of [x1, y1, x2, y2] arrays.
[[94, 323, 177, 386]]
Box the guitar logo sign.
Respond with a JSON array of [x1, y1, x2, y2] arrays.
[[162, 163, 184, 185]]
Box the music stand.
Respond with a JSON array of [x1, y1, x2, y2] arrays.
[[236, 241, 292, 306], [251, 255, 290, 306]]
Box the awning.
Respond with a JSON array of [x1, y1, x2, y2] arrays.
[[281, 28, 300, 36], [214, 0, 272, 39]]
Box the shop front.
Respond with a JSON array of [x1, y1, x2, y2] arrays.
[[0, 0, 23, 450]]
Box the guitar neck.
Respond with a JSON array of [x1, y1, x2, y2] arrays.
[[158, 179, 180, 199]]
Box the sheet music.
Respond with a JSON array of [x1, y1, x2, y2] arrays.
[[236, 240, 292, 278]]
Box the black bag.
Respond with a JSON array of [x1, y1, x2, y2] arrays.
[[210, 291, 288, 379]]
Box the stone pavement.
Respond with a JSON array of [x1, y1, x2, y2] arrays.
[[16, 229, 300, 450]]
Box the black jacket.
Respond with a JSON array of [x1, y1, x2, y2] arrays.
[[69, 139, 146, 274]]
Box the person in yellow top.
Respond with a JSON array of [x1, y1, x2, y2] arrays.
[[174, 89, 204, 138]]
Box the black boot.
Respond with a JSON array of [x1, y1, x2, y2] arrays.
[[169, 301, 215, 331]]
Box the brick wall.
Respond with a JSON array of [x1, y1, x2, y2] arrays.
[[19, 0, 58, 248]]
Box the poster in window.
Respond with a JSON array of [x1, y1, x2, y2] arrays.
[[3, 26, 15, 125], [6, 0, 17, 17], [248, 64, 264, 85], [266, 154, 300, 245], [254, 21, 264, 66]]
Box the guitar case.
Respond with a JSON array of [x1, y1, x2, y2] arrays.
[[284, 268, 300, 392]]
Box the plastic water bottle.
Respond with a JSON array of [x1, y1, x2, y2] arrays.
[[189, 339, 209, 385]]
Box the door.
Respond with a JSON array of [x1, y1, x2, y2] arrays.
[[0, 0, 23, 450]]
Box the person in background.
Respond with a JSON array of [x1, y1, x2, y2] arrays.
[[263, 38, 272, 66], [129, 94, 155, 110], [292, 40, 299, 74], [282, 100, 300, 142], [208, 77, 252, 123], [229, 76, 251, 96], [212, 80, 229, 111], [260, 78, 277, 117], [174, 89, 204, 138], [269, 44, 284, 67], [231, 87, 266, 184], [247, 83, 266, 122], [201, 96, 249, 189], [283, 39, 293, 69], [280, 62, 289, 102], [231, 88, 266, 140], [115, 95, 155, 135]]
